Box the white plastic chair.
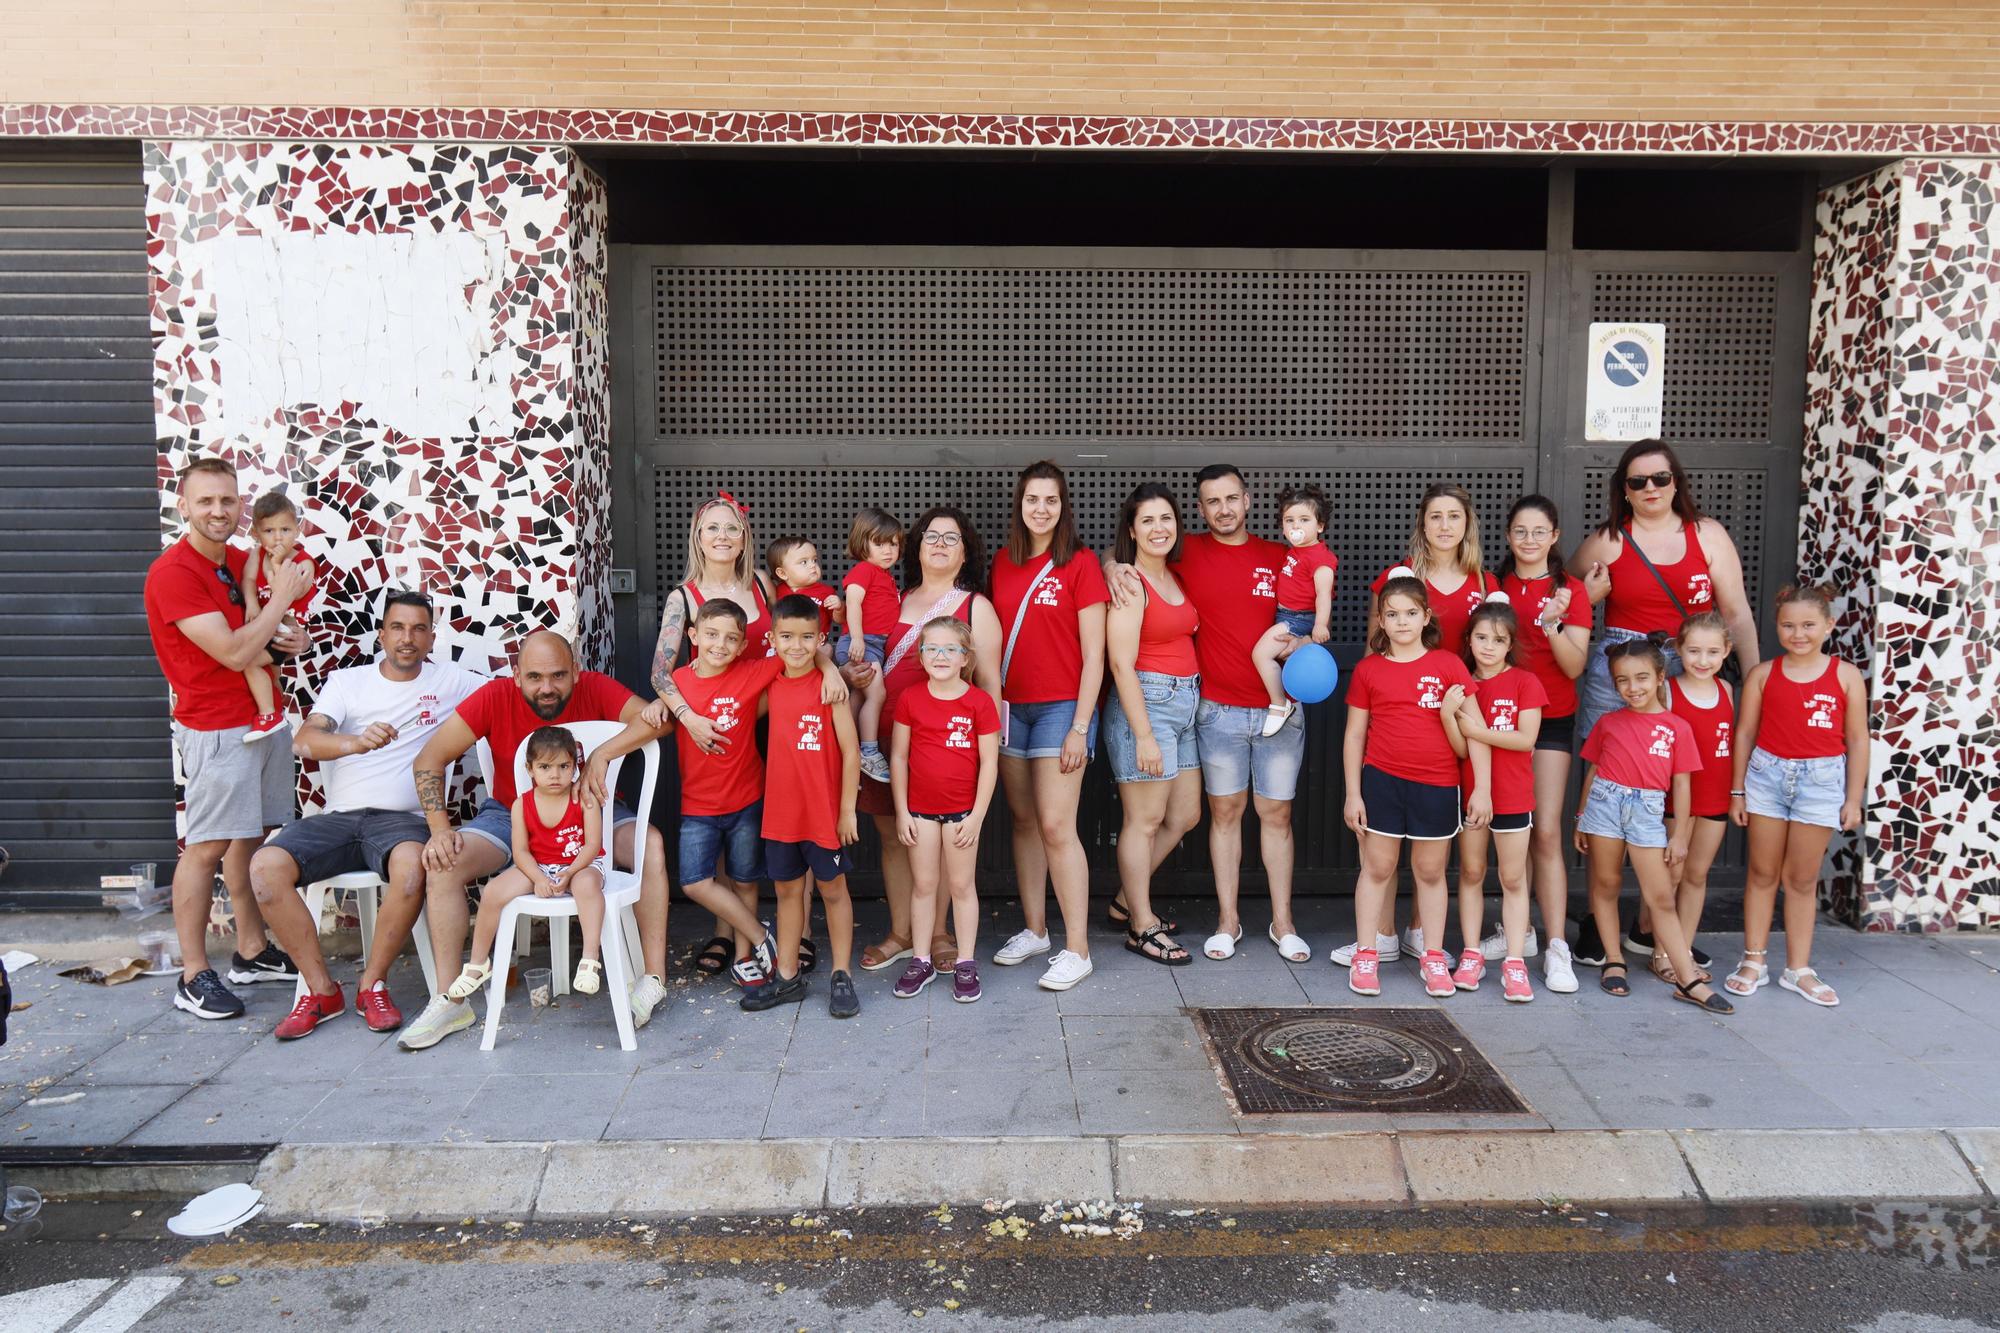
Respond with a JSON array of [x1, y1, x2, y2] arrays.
[[293, 870, 437, 1003], [475, 722, 656, 1051]]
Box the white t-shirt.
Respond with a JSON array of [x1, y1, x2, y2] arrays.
[[309, 659, 486, 812]]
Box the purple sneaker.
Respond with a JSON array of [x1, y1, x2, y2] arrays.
[[952, 960, 982, 1004], [893, 957, 936, 999]]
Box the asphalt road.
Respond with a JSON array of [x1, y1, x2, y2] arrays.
[[3, 1199, 1996, 1331]]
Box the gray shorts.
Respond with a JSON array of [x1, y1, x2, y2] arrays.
[[175, 722, 295, 845], [263, 808, 429, 886]]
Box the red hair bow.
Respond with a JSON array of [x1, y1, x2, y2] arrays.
[[716, 489, 750, 516]]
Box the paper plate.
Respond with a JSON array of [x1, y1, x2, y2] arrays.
[[166, 1183, 264, 1237]]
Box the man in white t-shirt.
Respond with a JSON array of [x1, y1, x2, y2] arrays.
[[246, 591, 485, 1041]]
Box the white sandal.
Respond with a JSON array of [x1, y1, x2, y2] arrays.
[[1203, 927, 1243, 961], [572, 958, 602, 995], [1779, 966, 1839, 1007], [1260, 701, 1295, 737], [444, 960, 493, 1001], [1722, 949, 1769, 998], [1268, 924, 1311, 964]]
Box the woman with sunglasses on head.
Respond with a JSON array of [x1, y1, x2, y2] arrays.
[[1567, 441, 1762, 965]]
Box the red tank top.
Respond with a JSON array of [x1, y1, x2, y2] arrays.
[[1668, 677, 1735, 817], [1134, 573, 1199, 676], [684, 578, 772, 658], [882, 592, 975, 720], [1605, 522, 1716, 634], [523, 791, 589, 866], [1756, 658, 1848, 759]]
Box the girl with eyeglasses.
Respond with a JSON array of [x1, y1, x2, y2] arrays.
[[888, 617, 1001, 1003]]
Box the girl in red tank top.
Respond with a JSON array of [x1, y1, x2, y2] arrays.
[[1725, 586, 1868, 1010], [1646, 614, 1735, 985]]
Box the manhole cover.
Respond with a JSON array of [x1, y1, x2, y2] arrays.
[[1192, 1007, 1528, 1115]]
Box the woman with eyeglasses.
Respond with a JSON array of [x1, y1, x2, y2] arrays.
[[846, 506, 1004, 976]]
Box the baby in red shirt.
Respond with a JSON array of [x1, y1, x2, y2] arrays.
[[836, 508, 904, 784], [767, 534, 843, 638], [1251, 483, 1339, 736], [239, 490, 318, 743]]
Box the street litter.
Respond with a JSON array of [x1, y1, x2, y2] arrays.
[[25, 1092, 83, 1107], [166, 1183, 264, 1237], [0, 951, 37, 973], [58, 957, 148, 986]]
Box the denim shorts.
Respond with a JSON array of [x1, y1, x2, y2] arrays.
[[1744, 748, 1846, 830], [1576, 778, 1668, 848], [835, 631, 887, 667], [1577, 628, 1682, 741], [1275, 607, 1316, 637], [1104, 671, 1201, 783], [1194, 698, 1305, 800], [461, 797, 638, 855], [1000, 698, 1099, 761], [679, 800, 765, 886]]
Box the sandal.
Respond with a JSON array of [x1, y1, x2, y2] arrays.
[[1125, 925, 1191, 967], [1598, 963, 1631, 997], [1652, 955, 1709, 987], [860, 933, 913, 973], [1107, 897, 1178, 935], [1204, 926, 1243, 960], [932, 938, 960, 972], [1268, 924, 1312, 964], [1723, 949, 1769, 998], [1780, 966, 1839, 1008], [1672, 976, 1734, 1015], [798, 936, 819, 975], [693, 936, 733, 976], [572, 958, 602, 995], [444, 959, 493, 1001]]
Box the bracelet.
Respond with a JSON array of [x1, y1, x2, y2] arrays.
[[673, 704, 691, 720], [1070, 722, 1090, 737], [1729, 789, 1746, 797]]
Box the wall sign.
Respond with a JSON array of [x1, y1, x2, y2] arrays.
[[1585, 322, 1666, 442]]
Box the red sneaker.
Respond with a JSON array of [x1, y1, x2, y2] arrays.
[[274, 985, 344, 1040], [243, 711, 288, 743], [1421, 949, 1455, 998], [355, 980, 402, 1032], [1501, 957, 1535, 1003], [1349, 948, 1381, 996], [1452, 948, 1485, 992]]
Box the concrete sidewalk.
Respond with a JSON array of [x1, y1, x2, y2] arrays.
[[5, 900, 1998, 1213]]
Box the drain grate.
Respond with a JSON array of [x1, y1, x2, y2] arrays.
[[1193, 1007, 1528, 1115]]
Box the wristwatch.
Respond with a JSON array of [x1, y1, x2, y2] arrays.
[[1070, 722, 1090, 737]]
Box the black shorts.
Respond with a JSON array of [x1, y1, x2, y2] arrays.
[[1360, 765, 1461, 841], [913, 810, 972, 824], [764, 837, 849, 884], [1535, 712, 1576, 753], [1487, 809, 1533, 833], [264, 808, 429, 886]]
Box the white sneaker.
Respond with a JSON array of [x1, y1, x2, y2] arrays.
[[397, 995, 474, 1051], [1401, 926, 1425, 958], [859, 750, 891, 783], [1542, 939, 1579, 994], [1480, 926, 1538, 961], [1331, 933, 1401, 967], [630, 973, 669, 1027], [1037, 949, 1094, 991], [994, 928, 1051, 966]]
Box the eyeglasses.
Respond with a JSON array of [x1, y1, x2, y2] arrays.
[[1509, 527, 1554, 542], [918, 644, 967, 657], [1624, 471, 1675, 492], [919, 532, 963, 548], [214, 564, 244, 607], [700, 522, 746, 538]]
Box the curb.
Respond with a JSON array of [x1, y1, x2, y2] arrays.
[[201, 1127, 2000, 1221]]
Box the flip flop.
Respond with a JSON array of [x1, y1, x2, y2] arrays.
[[1268, 924, 1311, 964], [1204, 927, 1244, 960]]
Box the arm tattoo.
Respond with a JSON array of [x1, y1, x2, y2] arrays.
[[650, 587, 687, 698], [415, 767, 447, 816]]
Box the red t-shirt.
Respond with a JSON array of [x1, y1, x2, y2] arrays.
[[1668, 677, 1735, 817], [1459, 666, 1549, 816], [522, 792, 590, 867], [1347, 648, 1476, 787], [989, 548, 1110, 705], [454, 670, 636, 807], [671, 656, 785, 816], [1581, 707, 1702, 793], [1370, 565, 1502, 655], [784, 581, 841, 636], [762, 670, 845, 849], [893, 682, 1000, 815], [1500, 571, 1592, 719], [843, 562, 902, 636], [1276, 542, 1339, 614], [1172, 532, 1283, 708], [144, 538, 257, 730], [255, 549, 318, 618]]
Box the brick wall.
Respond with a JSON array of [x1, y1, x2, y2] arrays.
[[6, 1, 1999, 120]]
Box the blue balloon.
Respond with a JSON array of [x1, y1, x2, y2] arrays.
[[1282, 643, 1340, 704]]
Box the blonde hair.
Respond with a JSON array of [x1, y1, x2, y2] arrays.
[[683, 498, 756, 589], [919, 615, 975, 681], [1405, 483, 1485, 583]]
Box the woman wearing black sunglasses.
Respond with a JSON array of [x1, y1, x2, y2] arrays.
[[1569, 440, 1762, 742]]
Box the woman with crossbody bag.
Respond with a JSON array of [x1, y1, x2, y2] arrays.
[[848, 507, 1005, 976], [986, 462, 1109, 992]]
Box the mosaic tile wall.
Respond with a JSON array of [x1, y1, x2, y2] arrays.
[[146, 141, 613, 818], [1802, 161, 2000, 932]]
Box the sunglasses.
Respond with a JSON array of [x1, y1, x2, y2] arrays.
[[214, 564, 244, 607], [1624, 471, 1676, 492]]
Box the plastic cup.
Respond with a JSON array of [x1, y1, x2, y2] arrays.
[[524, 967, 554, 1009], [3, 1184, 41, 1224], [137, 929, 181, 973]]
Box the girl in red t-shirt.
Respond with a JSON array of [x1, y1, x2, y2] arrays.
[[1441, 596, 1546, 1002], [839, 507, 905, 784], [1643, 612, 1736, 986], [1250, 483, 1339, 736], [240, 489, 318, 742], [1342, 576, 1487, 999], [889, 617, 1001, 1005], [1573, 638, 1731, 1013], [444, 726, 608, 1001], [1724, 585, 1868, 1009]]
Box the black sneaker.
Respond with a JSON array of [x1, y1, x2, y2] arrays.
[[1573, 917, 1608, 969], [174, 968, 245, 1020], [227, 943, 299, 985], [1623, 927, 1656, 958], [828, 969, 859, 1019], [1691, 944, 1713, 969], [740, 970, 808, 1012]]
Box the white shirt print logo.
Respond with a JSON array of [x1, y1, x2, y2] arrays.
[[1805, 692, 1839, 730], [946, 714, 974, 749], [1713, 721, 1732, 758], [1489, 700, 1518, 732], [1417, 675, 1444, 710], [1648, 724, 1677, 759], [557, 824, 585, 860], [712, 694, 742, 734], [1686, 573, 1714, 606], [1032, 577, 1064, 609], [1251, 565, 1276, 599], [796, 714, 823, 752]]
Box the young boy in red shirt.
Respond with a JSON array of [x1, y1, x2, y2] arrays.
[[767, 535, 843, 639]]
